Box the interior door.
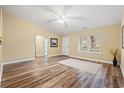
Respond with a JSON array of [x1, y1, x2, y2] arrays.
[[44, 38, 48, 56], [36, 36, 44, 56], [62, 36, 69, 56]]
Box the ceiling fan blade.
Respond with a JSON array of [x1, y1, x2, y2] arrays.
[[44, 18, 57, 23], [67, 16, 85, 20], [42, 6, 58, 15], [63, 20, 68, 27], [62, 5, 72, 15]]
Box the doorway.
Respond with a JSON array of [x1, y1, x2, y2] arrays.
[[35, 35, 48, 57], [62, 36, 69, 56]]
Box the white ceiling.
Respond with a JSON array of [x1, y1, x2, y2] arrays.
[[2, 5, 123, 34]]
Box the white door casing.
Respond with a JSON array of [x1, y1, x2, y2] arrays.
[[62, 36, 69, 55], [35, 36, 48, 57]]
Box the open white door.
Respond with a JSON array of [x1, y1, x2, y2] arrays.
[[35, 36, 48, 57], [44, 38, 48, 56], [62, 36, 69, 56]]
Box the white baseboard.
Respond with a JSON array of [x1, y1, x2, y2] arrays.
[[120, 64, 124, 78], [69, 55, 112, 64], [0, 64, 3, 77], [36, 55, 45, 57], [2, 58, 35, 65], [2, 55, 64, 65], [0, 57, 35, 86], [0, 63, 3, 87], [0, 55, 62, 86], [47, 54, 63, 58]]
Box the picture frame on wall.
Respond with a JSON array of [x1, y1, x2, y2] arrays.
[[122, 25, 124, 49], [50, 38, 58, 47], [79, 34, 102, 54]]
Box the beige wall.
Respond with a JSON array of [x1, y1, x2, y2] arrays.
[[2, 10, 62, 63], [0, 8, 3, 79], [2, 8, 121, 65], [121, 8, 124, 77], [0, 8, 2, 63], [67, 25, 121, 63]]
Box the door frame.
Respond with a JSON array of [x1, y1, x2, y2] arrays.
[[62, 36, 69, 56], [34, 35, 48, 58]]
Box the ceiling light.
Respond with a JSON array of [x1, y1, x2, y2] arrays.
[[57, 14, 66, 23], [58, 19, 65, 23], [83, 27, 87, 29]]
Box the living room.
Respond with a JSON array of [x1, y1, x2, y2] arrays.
[[0, 5, 124, 88]]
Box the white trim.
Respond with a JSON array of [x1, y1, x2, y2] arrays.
[[0, 57, 35, 86], [2, 55, 64, 65], [0, 63, 3, 87], [0, 64, 3, 77], [0, 55, 61, 85], [69, 55, 112, 64], [47, 54, 64, 58], [36, 55, 45, 57], [2, 58, 35, 65], [62, 36, 69, 56], [120, 64, 124, 78]]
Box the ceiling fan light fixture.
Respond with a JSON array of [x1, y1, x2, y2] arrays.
[[57, 14, 67, 23], [58, 19, 65, 23], [83, 27, 87, 29]]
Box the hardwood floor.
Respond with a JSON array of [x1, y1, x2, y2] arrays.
[[1, 55, 124, 88]]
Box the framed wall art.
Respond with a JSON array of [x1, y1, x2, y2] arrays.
[[50, 38, 58, 47], [78, 34, 102, 54]]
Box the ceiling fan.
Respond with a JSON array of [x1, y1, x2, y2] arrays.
[[42, 6, 85, 27]]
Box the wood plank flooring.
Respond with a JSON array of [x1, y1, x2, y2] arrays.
[[1, 55, 124, 88]]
